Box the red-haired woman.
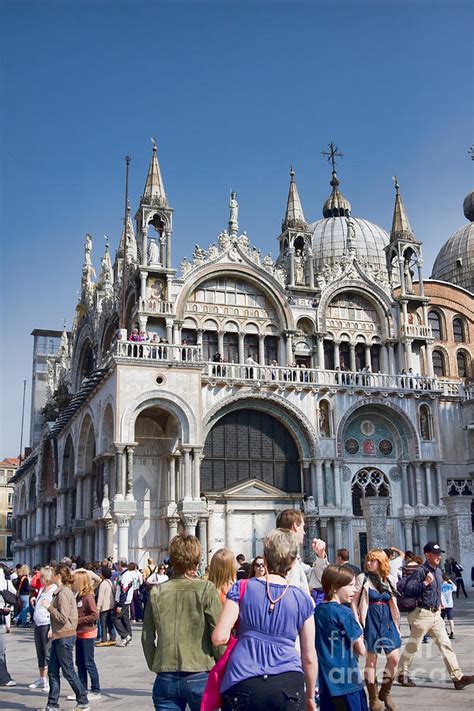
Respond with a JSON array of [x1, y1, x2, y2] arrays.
[[352, 550, 400, 711]]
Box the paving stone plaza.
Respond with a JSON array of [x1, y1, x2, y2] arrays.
[[1, 597, 473, 710]]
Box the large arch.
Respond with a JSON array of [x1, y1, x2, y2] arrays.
[[174, 264, 295, 331], [336, 399, 420, 460], [77, 413, 96, 476], [100, 402, 115, 453], [202, 409, 301, 494], [120, 389, 198, 444], [204, 392, 317, 461], [318, 282, 394, 340]]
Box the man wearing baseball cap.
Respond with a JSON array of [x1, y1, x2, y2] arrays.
[[397, 542, 474, 690]]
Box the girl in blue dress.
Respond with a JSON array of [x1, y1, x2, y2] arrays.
[[352, 550, 401, 711], [315, 565, 368, 711]]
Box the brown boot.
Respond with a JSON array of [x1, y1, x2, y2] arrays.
[[378, 677, 397, 710], [365, 681, 384, 711]]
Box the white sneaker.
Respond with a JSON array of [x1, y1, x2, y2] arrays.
[[116, 638, 127, 647], [67, 694, 77, 700], [125, 635, 132, 645], [29, 678, 46, 688], [4, 679, 17, 687], [74, 705, 91, 711], [88, 692, 102, 701]]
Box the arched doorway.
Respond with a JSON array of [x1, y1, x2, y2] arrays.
[[201, 409, 301, 493], [352, 468, 391, 565]]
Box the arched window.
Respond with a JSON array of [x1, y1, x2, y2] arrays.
[[351, 468, 390, 516], [432, 350, 446, 377], [319, 400, 331, 437], [457, 351, 468, 378], [453, 318, 465, 343], [419, 404, 431, 440], [428, 310, 442, 340]]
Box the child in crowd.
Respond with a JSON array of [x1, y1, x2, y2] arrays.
[[315, 565, 368, 711], [441, 572, 457, 639]]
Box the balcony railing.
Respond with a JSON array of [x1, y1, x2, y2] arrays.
[[400, 324, 433, 338], [139, 298, 174, 314], [112, 343, 464, 396], [115, 340, 202, 363]]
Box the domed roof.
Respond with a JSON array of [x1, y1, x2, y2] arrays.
[[431, 192, 474, 293], [310, 216, 390, 274]]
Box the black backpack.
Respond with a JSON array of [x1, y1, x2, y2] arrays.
[[396, 566, 421, 612]]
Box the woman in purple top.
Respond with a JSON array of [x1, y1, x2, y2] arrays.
[[212, 529, 317, 711]]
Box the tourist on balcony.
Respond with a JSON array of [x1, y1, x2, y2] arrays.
[[270, 359, 278, 380], [245, 354, 257, 379], [29, 566, 57, 693], [158, 337, 169, 359], [129, 327, 141, 342], [212, 351, 223, 376]]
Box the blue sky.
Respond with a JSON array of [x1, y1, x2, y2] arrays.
[[1, 0, 473, 456]]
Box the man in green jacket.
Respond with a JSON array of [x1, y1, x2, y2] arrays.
[[142, 534, 225, 710]]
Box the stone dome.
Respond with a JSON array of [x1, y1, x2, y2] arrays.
[[310, 216, 390, 274], [431, 192, 474, 293]]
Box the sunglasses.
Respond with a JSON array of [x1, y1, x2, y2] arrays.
[[255, 563, 265, 568]]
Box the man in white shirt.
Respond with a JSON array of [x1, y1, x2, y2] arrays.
[[112, 558, 134, 646]]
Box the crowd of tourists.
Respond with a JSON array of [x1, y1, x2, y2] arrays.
[[0, 510, 472, 711]]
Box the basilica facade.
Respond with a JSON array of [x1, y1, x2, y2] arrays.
[[12, 144, 474, 574]]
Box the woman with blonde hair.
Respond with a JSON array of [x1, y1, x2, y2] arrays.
[[69, 571, 101, 701], [14, 564, 31, 627], [352, 549, 400, 711], [208, 549, 238, 604], [29, 566, 57, 692], [40, 564, 89, 710]]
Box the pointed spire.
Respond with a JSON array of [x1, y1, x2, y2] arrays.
[[142, 137, 168, 206], [119, 203, 137, 263], [282, 166, 307, 230], [99, 237, 114, 288], [390, 177, 414, 241]]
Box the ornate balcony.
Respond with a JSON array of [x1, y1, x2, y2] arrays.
[[400, 324, 433, 339], [139, 298, 174, 315], [114, 340, 202, 363]]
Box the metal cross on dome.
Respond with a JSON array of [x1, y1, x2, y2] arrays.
[[321, 142, 344, 172]]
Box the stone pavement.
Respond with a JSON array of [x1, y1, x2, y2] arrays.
[[1, 596, 473, 710]]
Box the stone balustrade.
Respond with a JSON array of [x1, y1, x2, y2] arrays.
[[139, 298, 174, 314], [400, 323, 433, 338], [112, 343, 464, 396]]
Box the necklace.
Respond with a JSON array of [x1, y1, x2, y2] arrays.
[[265, 574, 290, 613]]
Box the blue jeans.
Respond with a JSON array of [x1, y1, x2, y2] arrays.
[[76, 637, 100, 693], [47, 636, 88, 708], [18, 594, 30, 626], [152, 671, 209, 711]]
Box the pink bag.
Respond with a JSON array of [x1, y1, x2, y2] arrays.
[[200, 578, 249, 711]]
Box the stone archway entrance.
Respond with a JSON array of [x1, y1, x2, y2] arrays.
[[352, 468, 391, 554]]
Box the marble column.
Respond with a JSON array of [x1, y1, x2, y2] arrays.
[[182, 448, 192, 500], [435, 463, 444, 501], [168, 456, 176, 503], [115, 515, 130, 560], [217, 330, 224, 355], [225, 506, 234, 549], [414, 462, 423, 505], [167, 516, 179, 543], [97, 523, 105, 560], [425, 342, 434, 377], [75, 478, 83, 519], [401, 518, 413, 551], [140, 270, 148, 300], [285, 332, 293, 365], [304, 514, 319, 563], [405, 338, 413, 371], [308, 254, 314, 288], [400, 463, 409, 506], [238, 333, 245, 364], [288, 248, 295, 287], [182, 514, 198, 536], [417, 517, 429, 552], [198, 518, 208, 566], [365, 344, 371, 368], [380, 345, 388, 374], [319, 517, 329, 545], [315, 460, 324, 506], [126, 446, 135, 500], [334, 518, 343, 550], [349, 345, 356, 373], [166, 230, 172, 268], [104, 519, 114, 559], [361, 497, 389, 549], [166, 319, 173, 345], [333, 461, 342, 508], [334, 341, 340, 369], [387, 343, 396, 375], [425, 462, 434, 506], [436, 516, 448, 555], [317, 336, 324, 370], [442, 496, 472, 566], [258, 334, 265, 365], [192, 448, 202, 500], [114, 445, 125, 500]]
